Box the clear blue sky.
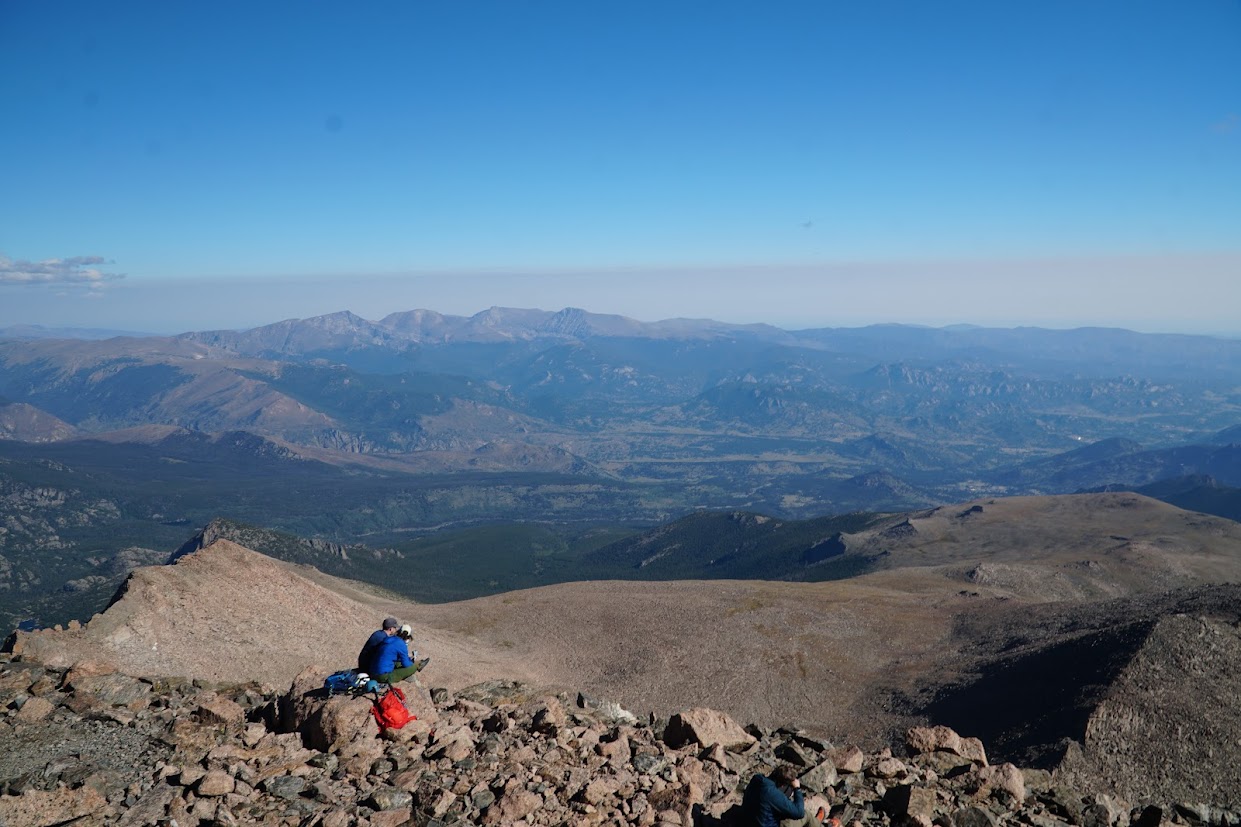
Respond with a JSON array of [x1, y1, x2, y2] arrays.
[[2, 1, 1238, 334]]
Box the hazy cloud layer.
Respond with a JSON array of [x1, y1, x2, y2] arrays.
[[2, 253, 1239, 336], [0, 254, 124, 286]]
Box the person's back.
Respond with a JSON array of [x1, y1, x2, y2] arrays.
[[357, 629, 387, 672], [358, 617, 400, 673], [373, 633, 412, 677], [741, 767, 804, 827]]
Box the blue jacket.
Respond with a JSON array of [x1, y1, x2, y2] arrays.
[[357, 629, 389, 673], [741, 773, 804, 827], [372, 634, 413, 676]]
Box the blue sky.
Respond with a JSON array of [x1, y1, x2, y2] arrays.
[[1, 1, 1238, 334]]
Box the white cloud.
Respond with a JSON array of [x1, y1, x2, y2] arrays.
[[0, 254, 124, 286]]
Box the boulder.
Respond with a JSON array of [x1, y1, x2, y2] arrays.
[[12, 695, 55, 723], [647, 780, 705, 827], [580, 775, 625, 805], [531, 696, 568, 736], [304, 694, 376, 752], [1046, 786, 1086, 823], [189, 797, 219, 823], [634, 752, 670, 775], [427, 726, 475, 762], [663, 708, 756, 751], [958, 737, 987, 766], [0, 785, 109, 827], [59, 659, 115, 687], [799, 760, 839, 794], [884, 784, 937, 822], [0, 663, 47, 695], [953, 805, 999, 827], [280, 667, 439, 753], [197, 695, 246, 728], [906, 725, 963, 756], [673, 757, 717, 800], [399, 681, 441, 725], [116, 785, 179, 827], [372, 811, 413, 827], [197, 769, 236, 797], [973, 763, 1025, 806], [367, 786, 414, 811], [775, 739, 818, 767], [179, 765, 208, 787], [598, 732, 632, 764], [830, 745, 865, 774], [66, 673, 151, 708], [869, 757, 908, 780], [1073, 795, 1130, 827], [1134, 805, 1163, 827], [261, 774, 307, 800], [482, 788, 542, 824]]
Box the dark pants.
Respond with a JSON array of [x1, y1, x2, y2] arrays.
[[375, 663, 419, 684]]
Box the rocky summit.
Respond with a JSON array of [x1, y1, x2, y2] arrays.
[[6, 531, 1241, 824], [3, 656, 1238, 827]]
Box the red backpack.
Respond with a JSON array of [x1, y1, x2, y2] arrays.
[[371, 685, 414, 732]]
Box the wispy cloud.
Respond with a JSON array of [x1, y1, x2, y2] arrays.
[[0, 254, 124, 286]]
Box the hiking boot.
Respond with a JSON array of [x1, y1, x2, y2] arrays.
[[415, 657, 431, 672], [815, 807, 827, 824]]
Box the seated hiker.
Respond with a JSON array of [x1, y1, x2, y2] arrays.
[[371, 623, 430, 684], [741, 764, 827, 827], [358, 617, 400, 674]]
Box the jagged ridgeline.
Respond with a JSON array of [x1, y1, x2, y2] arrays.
[[168, 509, 887, 604], [8, 485, 1241, 634]]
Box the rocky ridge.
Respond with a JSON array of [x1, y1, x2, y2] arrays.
[[3, 655, 1236, 827], [12, 536, 1241, 811], [0, 403, 79, 443]]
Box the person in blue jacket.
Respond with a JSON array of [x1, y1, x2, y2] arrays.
[[741, 765, 812, 827], [357, 617, 400, 673], [372, 623, 431, 684]]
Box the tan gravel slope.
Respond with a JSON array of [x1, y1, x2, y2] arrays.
[[849, 493, 1241, 597], [11, 540, 542, 691], [413, 573, 968, 743], [14, 492, 1241, 747], [13, 539, 966, 743]]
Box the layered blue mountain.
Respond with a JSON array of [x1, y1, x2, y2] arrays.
[[2, 307, 1240, 631]]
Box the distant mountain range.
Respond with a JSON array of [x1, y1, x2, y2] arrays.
[[2, 307, 1240, 629], [0, 323, 155, 340]]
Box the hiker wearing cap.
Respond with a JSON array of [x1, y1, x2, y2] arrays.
[[372, 624, 430, 684], [741, 765, 828, 827], [357, 617, 401, 675]]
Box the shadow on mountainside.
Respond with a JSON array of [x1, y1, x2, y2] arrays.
[[913, 583, 1241, 770], [917, 620, 1152, 768]]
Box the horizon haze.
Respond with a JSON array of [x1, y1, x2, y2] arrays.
[[2, 1, 1239, 336]]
